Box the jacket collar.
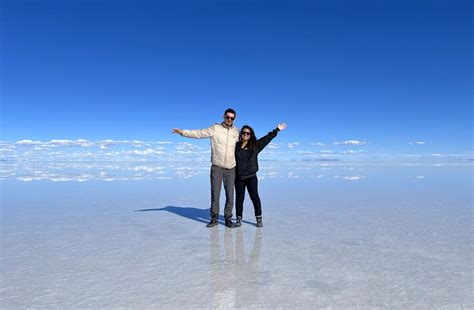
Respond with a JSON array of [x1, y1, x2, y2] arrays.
[[221, 122, 234, 129]]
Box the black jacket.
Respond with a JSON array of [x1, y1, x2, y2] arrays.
[[235, 128, 279, 179]]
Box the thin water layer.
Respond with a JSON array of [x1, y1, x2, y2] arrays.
[[1, 163, 472, 308]]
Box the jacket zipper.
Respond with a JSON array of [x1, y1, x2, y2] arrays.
[[224, 127, 229, 167]]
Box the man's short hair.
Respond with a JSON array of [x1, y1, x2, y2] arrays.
[[224, 108, 236, 116]]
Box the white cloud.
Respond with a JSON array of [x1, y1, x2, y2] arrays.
[[311, 142, 325, 146], [0, 147, 16, 152], [410, 141, 426, 145], [335, 175, 367, 181], [132, 166, 165, 172], [287, 142, 301, 148], [124, 149, 164, 156], [334, 140, 367, 146], [16, 140, 42, 145], [49, 139, 94, 147], [14, 139, 173, 149], [98, 140, 117, 148], [176, 142, 202, 151], [267, 143, 279, 149], [287, 172, 300, 178], [340, 149, 366, 154]]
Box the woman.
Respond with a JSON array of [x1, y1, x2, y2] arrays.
[[234, 123, 287, 227]]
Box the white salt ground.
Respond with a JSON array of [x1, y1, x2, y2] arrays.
[[1, 164, 472, 308]]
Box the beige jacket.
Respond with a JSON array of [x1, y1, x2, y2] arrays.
[[181, 123, 240, 169]]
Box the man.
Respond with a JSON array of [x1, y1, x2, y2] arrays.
[[172, 108, 240, 228]]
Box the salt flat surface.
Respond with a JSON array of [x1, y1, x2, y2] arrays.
[[1, 163, 472, 308]]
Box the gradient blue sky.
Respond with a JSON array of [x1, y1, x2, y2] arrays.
[[1, 0, 472, 154]]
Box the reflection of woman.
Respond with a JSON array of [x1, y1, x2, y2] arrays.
[[234, 123, 287, 227], [235, 229, 262, 308], [209, 228, 263, 307]]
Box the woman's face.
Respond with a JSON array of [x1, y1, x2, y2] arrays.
[[241, 129, 251, 141]]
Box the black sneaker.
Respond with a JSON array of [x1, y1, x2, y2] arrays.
[[225, 216, 235, 228], [206, 216, 218, 227], [235, 216, 242, 227], [256, 216, 263, 227]]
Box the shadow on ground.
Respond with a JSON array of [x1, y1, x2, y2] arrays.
[[135, 206, 258, 226], [135, 206, 220, 224]]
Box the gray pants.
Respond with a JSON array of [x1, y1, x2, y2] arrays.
[[210, 165, 235, 218]]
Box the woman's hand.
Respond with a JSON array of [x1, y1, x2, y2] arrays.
[[277, 123, 287, 131], [172, 128, 183, 135]]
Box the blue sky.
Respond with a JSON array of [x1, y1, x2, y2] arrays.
[[1, 0, 472, 155]]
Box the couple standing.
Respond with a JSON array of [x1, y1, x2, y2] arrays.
[[173, 108, 286, 228]]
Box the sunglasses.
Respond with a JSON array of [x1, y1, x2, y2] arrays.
[[225, 116, 235, 121], [242, 131, 251, 136]]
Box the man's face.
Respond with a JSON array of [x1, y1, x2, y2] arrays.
[[223, 113, 236, 126]]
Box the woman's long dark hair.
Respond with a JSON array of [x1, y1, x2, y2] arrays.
[[240, 125, 257, 152]]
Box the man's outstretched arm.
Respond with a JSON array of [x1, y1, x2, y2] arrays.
[[172, 126, 214, 139]]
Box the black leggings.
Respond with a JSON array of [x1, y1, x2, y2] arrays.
[[235, 176, 262, 217]]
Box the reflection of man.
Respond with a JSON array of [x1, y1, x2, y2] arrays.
[[210, 229, 263, 308], [173, 108, 239, 228], [210, 228, 236, 308]]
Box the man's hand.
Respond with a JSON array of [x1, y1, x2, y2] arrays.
[[277, 123, 287, 131], [172, 128, 183, 135]]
